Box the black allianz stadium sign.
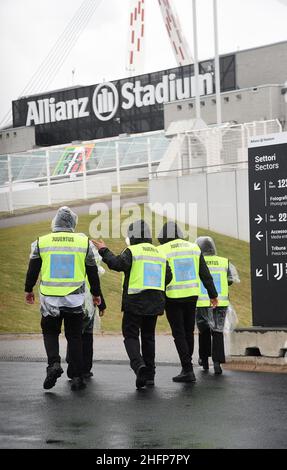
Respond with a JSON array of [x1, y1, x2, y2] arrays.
[[12, 55, 236, 146]]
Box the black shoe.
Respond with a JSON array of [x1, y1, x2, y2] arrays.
[[145, 367, 155, 387], [67, 365, 74, 379], [145, 378, 155, 387], [214, 362, 222, 375], [83, 371, 93, 379], [198, 357, 209, 370], [71, 377, 86, 391], [202, 359, 209, 370], [43, 362, 63, 390], [172, 368, 196, 383], [136, 365, 147, 389]]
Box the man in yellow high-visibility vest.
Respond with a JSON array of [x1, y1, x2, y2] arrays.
[[24, 206, 105, 391], [66, 244, 106, 380], [195, 236, 240, 375], [158, 222, 218, 383], [93, 220, 172, 389]]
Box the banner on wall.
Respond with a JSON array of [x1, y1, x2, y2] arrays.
[[53, 143, 94, 176]]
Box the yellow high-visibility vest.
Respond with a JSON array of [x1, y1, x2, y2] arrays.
[[38, 232, 88, 296], [127, 243, 166, 294], [159, 239, 201, 299], [197, 255, 229, 307]]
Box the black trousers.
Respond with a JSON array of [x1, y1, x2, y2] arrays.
[[165, 298, 197, 371], [122, 311, 158, 378], [196, 307, 226, 364], [41, 306, 84, 377], [66, 316, 94, 376]]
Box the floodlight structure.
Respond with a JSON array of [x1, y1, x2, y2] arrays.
[[126, 0, 193, 76], [126, 0, 222, 127]]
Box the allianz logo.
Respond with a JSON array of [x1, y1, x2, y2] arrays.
[[25, 72, 213, 126]]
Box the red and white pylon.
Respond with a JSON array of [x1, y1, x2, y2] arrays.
[[126, 0, 146, 75], [126, 0, 193, 76], [157, 0, 193, 66]]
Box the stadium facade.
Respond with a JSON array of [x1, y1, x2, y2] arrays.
[[1, 41, 286, 154], [164, 41, 287, 132]]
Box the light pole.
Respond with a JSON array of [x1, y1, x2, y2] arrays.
[[213, 0, 222, 125]]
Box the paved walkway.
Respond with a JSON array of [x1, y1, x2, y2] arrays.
[[0, 193, 147, 228], [0, 333, 200, 365]]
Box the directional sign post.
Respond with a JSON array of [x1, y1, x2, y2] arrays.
[[248, 132, 287, 326]]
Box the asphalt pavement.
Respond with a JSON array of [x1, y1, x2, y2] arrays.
[[0, 333, 286, 450], [1, 361, 287, 449]]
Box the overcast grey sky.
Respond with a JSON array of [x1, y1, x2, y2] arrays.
[[0, 0, 287, 125]]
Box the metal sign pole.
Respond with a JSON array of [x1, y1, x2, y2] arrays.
[[7, 155, 14, 214], [213, 0, 222, 125], [147, 137, 152, 180], [115, 141, 121, 193], [46, 150, 52, 206], [82, 147, 88, 200], [192, 0, 201, 121]]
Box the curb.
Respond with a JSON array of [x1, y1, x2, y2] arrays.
[[225, 356, 287, 373]]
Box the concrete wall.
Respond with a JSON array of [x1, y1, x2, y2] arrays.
[[164, 42, 287, 130], [178, 173, 209, 230], [0, 126, 36, 154], [103, 166, 150, 189], [149, 169, 250, 242], [230, 329, 287, 358], [236, 41, 287, 89], [164, 85, 285, 130]]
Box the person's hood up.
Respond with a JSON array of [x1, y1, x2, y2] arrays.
[[195, 236, 217, 255], [51, 206, 78, 232], [127, 220, 152, 245], [158, 221, 184, 245]]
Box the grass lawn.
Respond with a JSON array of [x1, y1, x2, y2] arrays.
[[0, 208, 251, 333]]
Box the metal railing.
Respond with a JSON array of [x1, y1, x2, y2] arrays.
[[152, 119, 282, 178], [0, 131, 167, 213]]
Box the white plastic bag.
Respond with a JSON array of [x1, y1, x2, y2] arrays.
[[228, 262, 240, 284], [224, 304, 238, 333]]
